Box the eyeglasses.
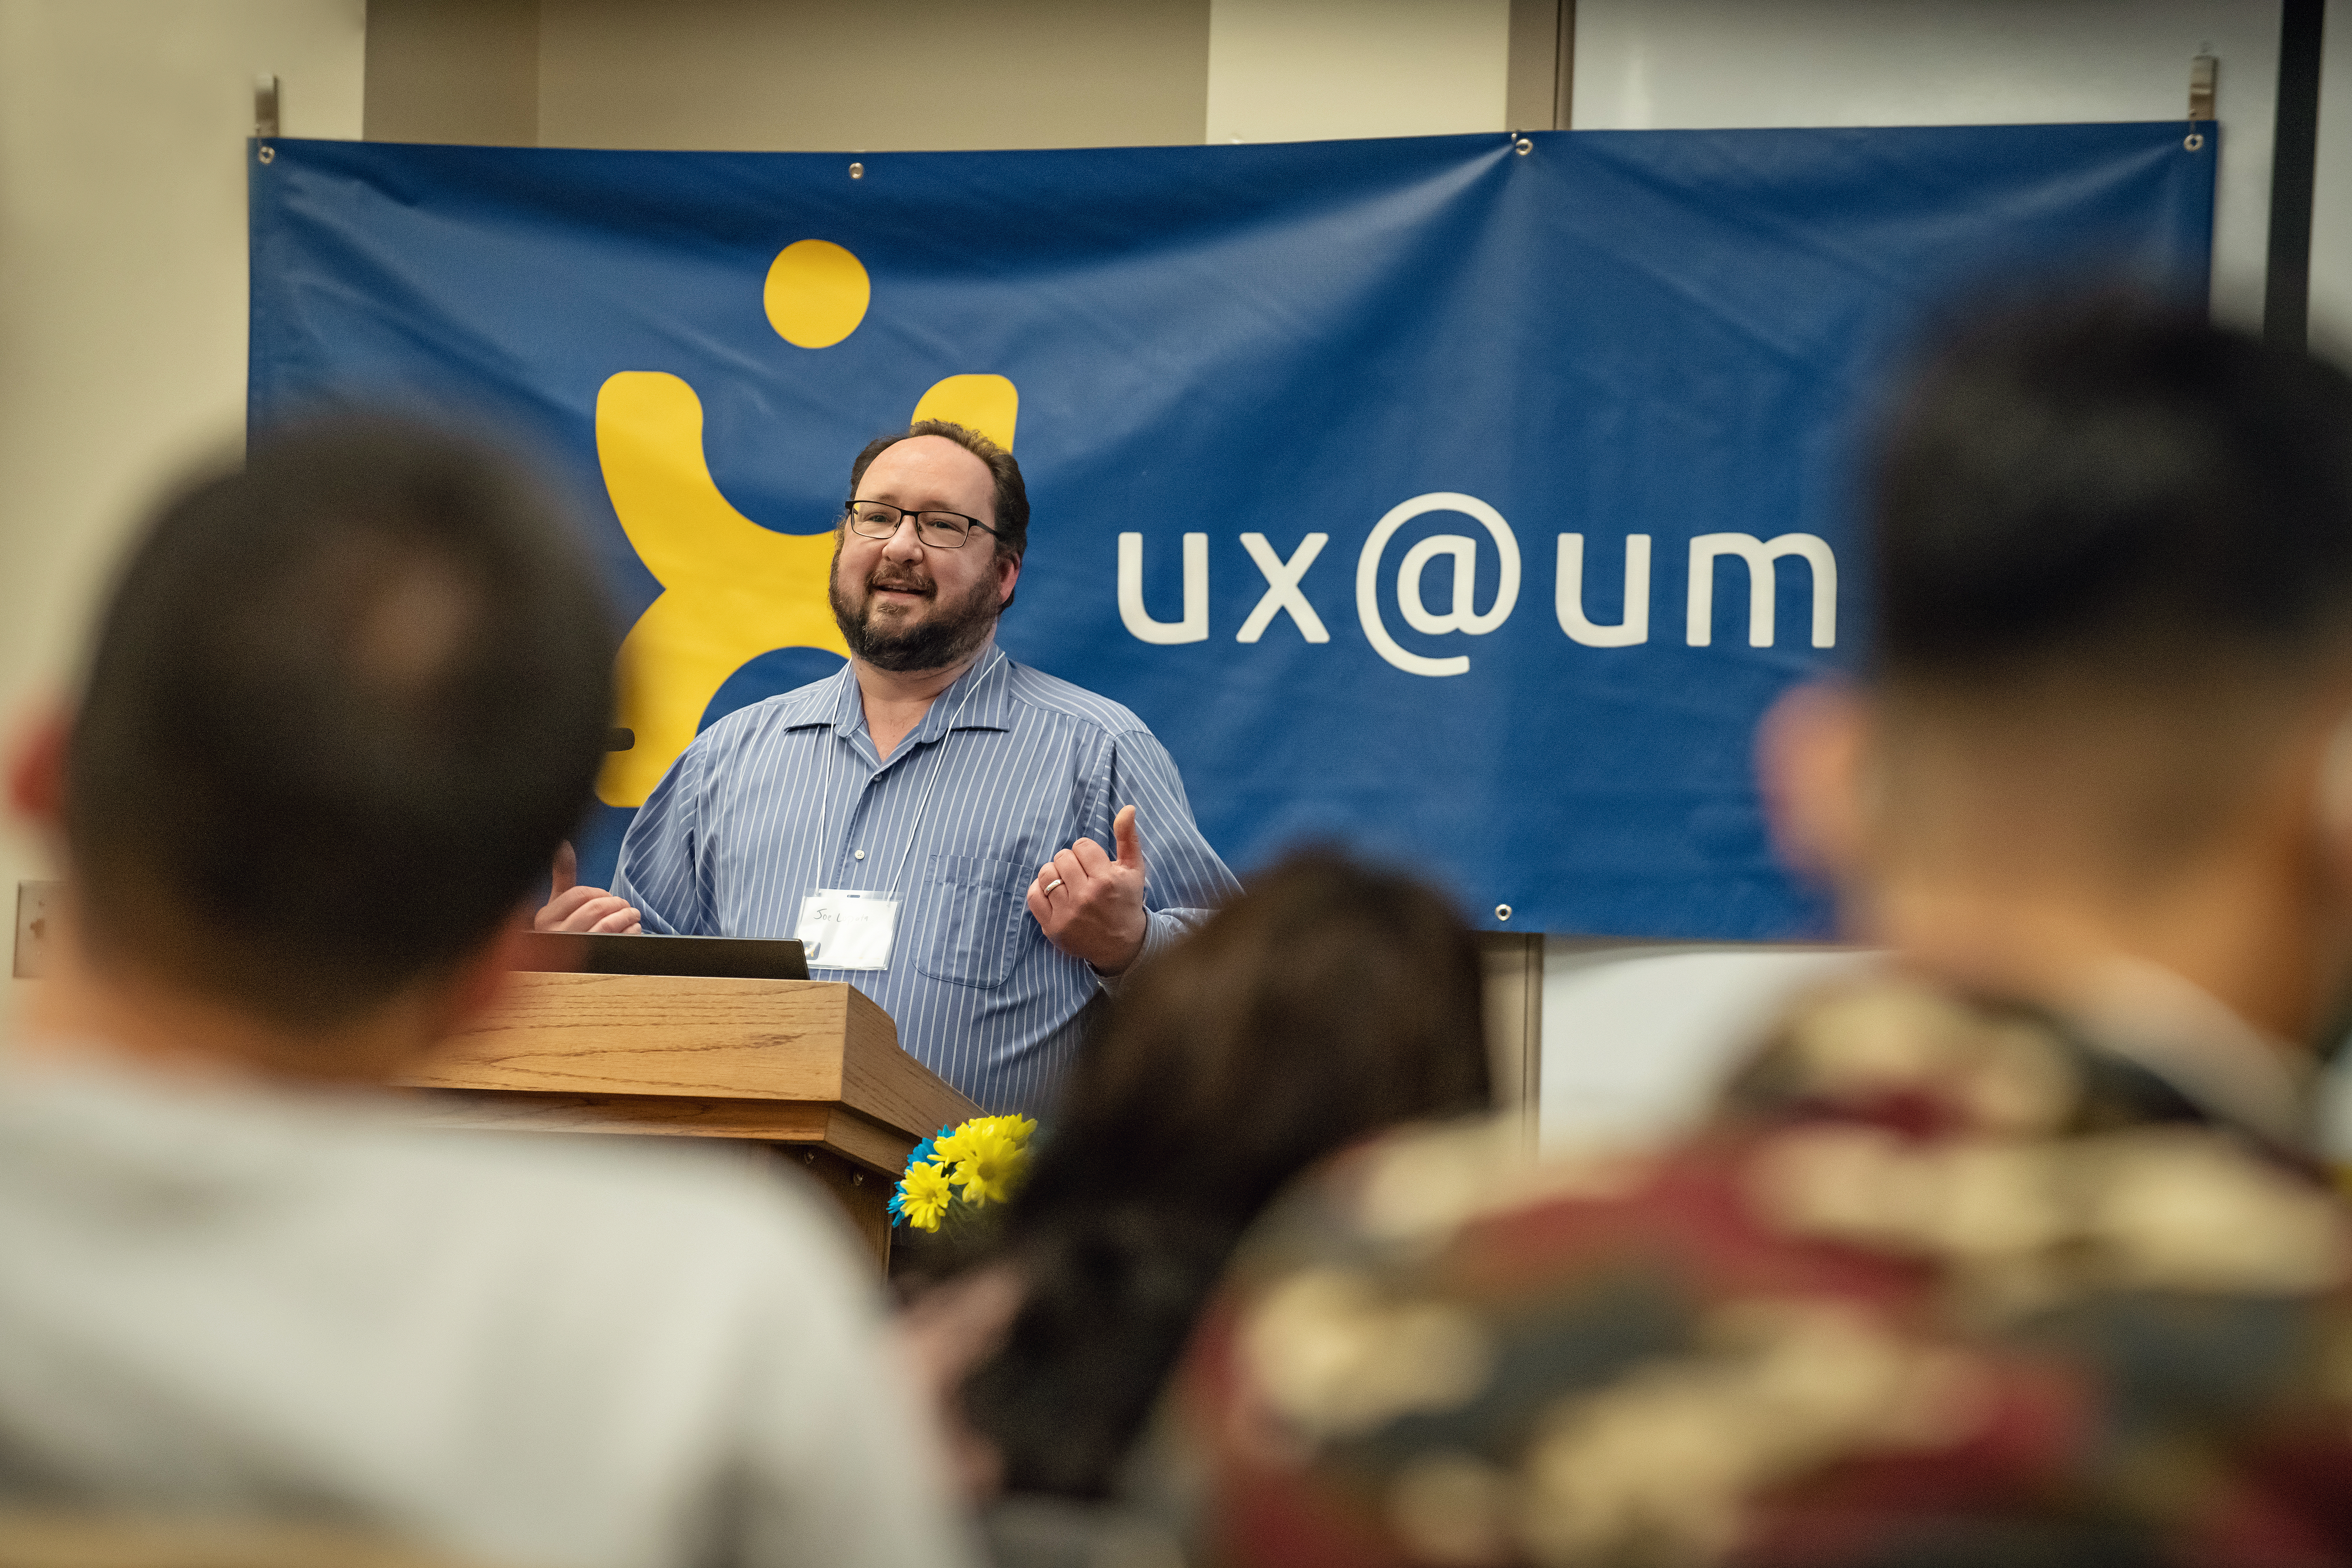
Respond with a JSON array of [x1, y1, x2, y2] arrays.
[[843, 500, 1001, 550]]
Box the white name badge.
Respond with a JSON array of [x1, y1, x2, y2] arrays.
[[795, 889, 901, 971]]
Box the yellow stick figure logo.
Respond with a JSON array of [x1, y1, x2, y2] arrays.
[[594, 239, 1018, 807]]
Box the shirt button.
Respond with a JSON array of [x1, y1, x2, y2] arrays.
[[854, 849, 866, 860]]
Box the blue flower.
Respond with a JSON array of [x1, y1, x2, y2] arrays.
[[906, 1127, 957, 1174]]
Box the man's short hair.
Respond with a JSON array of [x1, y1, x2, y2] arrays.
[[67, 419, 617, 1026], [848, 419, 1029, 561], [1874, 296, 2352, 690]]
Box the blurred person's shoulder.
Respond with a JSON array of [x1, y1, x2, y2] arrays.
[[1221, 1112, 1657, 1280], [0, 1046, 870, 1297], [1205, 969, 2352, 1314], [1162, 976, 2352, 1566], [0, 1050, 936, 1568]]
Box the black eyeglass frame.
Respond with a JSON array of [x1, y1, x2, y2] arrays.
[[842, 499, 1003, 550]]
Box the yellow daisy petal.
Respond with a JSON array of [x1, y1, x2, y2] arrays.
[[899, 1160, 956, 1231], [950, 1126, 1029, 1207]]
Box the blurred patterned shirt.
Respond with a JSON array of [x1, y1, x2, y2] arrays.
[[615, 642, 1240, 1113], [1160, 969, 2352, 1568]]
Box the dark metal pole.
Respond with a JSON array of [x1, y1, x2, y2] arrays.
[[2266, 0, 2327, 347]]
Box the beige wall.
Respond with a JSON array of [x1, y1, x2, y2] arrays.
[[363, 0, 1560, 152], [0, 0, 365, 936], [536, 0, 1212, 151], [1207, 0, 1512, 144], [364, 0, 537, 146]]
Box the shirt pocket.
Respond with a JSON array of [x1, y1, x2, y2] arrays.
[[914, 853, 1034, 990]]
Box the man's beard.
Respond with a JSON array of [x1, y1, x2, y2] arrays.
[[829, 550, 1005, 673]]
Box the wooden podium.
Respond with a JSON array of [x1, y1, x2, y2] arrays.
[[399, 973, 979, 1264]]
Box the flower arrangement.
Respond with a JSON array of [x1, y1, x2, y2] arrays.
[[889, 1113, 1038, 1231]]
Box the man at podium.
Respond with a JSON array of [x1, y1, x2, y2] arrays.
[[541, 420, 1239, 1112]]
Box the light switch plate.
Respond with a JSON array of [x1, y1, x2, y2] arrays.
[[14, 880, 60, 979]]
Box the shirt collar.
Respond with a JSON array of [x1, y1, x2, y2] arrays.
[[909, 639, 1015, 741], [787, 640, 1016, 744], [789, 661, 861, 735]]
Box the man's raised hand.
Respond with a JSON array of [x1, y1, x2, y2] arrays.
[[1028, 804, 1149, 975], [534, 840, 643, 935]]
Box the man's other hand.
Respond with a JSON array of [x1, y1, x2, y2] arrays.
[[1029, 804, 1149, 975], [534, 841, 642, 935]]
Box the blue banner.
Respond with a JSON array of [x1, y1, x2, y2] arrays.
[[249, 124, 2213, 938]]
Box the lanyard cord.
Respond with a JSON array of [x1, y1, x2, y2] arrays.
[[818, 649, 1004, 897]]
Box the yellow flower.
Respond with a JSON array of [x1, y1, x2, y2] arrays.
[[922, 1116, 1037, 1212], [949, 1124, 1030, 1207], [898, 1161, 956, 1232], [933, 1114, 1037, 1165]]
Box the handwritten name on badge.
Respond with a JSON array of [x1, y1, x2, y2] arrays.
[[795, 889, 901, 971]]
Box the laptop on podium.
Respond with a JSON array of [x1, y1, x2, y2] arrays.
[[510, 930, 809, 982]]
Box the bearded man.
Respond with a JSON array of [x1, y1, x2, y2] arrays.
[[543, 421, 1239, 1112]]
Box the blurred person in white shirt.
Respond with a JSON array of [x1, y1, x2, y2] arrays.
[[0, 420, 977, 1568]]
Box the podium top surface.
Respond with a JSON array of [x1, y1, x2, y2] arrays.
[[403, 973, 978, 1142]]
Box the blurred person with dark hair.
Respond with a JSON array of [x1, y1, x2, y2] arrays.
[[901, 849, 1491, 1517], [538, 420, 1241, 1115], [0, 422, 975, 1568], [1152, 298, 2352, 1567]]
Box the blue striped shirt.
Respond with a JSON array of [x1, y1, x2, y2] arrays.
[[613, 643, 1241, 1112]]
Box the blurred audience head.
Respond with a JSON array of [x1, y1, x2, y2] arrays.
[[28, 417, 615, 1043], [1871, 294, 2352, 696], [1762, 294, 2352, 1036], [1030, 846, 1491, 1223], [954, 848, 1492, 1497]]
